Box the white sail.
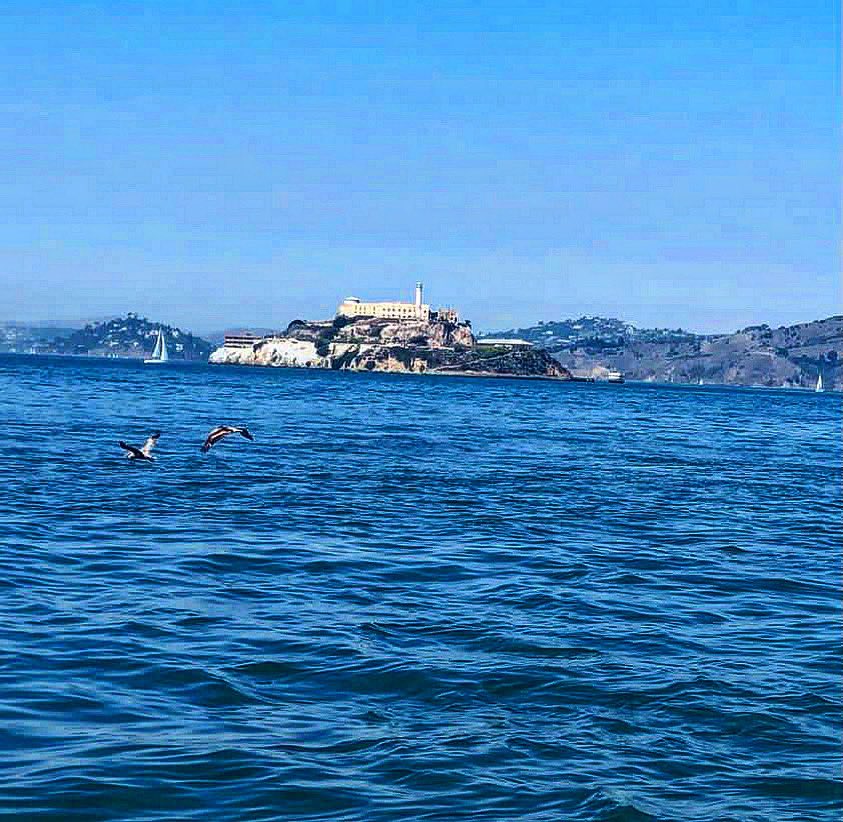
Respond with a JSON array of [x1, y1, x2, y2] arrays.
[[816, 374, 823, 392], [145, 328, 169, 364]]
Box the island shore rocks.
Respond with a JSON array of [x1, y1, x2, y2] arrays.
[[209, 337, 329, 368], [209, 316, 571, 379]]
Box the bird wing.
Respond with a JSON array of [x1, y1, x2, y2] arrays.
[[201, 426, 233, 452], [118, 441, 145, 459], [141, 432, 161, 457]]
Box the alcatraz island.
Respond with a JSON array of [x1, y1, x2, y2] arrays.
[[209, 282, 571, 379]]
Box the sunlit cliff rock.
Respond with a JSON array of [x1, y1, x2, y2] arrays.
[[209, 315, 570, 379]]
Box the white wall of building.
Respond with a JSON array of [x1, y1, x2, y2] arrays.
[[337, 283, 434, 322]]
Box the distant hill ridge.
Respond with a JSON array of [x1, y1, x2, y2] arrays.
[[485, 315, 843, 389], [26, 313, 212, 360], [484, 315, 701, 347]]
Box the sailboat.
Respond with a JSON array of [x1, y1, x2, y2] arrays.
[[144, 329, 169, 364], [815, 373, 824, 392]]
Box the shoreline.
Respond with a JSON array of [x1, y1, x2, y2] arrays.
[[207, 358, 572, 382], [207, 361, 837, 390], [5, 352, 836, 391]]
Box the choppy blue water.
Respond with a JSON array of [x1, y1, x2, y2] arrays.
[[1, 355, 840, 821]]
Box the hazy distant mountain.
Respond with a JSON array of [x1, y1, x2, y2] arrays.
[[485, 315, 842, 389], [20, 313, 212, 360], [0, 322, 76, 353]]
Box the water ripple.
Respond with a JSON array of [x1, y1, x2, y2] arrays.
[[0, 356, 840, 820]]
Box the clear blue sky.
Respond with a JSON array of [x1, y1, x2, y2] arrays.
[[0, 1, 838, 334]]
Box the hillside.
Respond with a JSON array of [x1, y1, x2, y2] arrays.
[[0, 322, 76, 354], [38, 314, 212, 360], [485, 316, 843, 389], [486, 316, 700, 348]]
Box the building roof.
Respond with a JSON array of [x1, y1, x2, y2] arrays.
[[476, 338, 534, 346]]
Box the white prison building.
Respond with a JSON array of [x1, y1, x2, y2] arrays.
[[337, 282, 433, 322]]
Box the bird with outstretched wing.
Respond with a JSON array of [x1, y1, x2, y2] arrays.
[[201, 426, 254, 453], [118, 431, 161, 462]]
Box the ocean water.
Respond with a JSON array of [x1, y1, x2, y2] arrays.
[[1, 354, 840, 822]]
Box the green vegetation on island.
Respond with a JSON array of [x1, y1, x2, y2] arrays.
[[211, 314, 571, 379]]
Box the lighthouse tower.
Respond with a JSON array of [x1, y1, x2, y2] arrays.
[[414, 281, 423, 317]]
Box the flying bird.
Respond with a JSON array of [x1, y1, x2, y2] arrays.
[[118, 431, 161, 462], [201, 426, 254, 453]]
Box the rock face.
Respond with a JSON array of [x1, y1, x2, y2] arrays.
[[330, 341, 568, 378], [209, 315, 571, 379], [208, 337, 329, 368], [280, 315, 475, 351]]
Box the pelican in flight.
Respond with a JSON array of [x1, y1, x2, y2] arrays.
[[201, 425, 254, 453], [118, 431, 161, 462]]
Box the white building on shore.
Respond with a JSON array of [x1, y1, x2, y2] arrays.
[[337, 282, 455, 323], [475, 338, 534, 349]]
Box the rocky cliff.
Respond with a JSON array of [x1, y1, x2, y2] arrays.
[[209, 337, 330, 369], [209, 315, 570, 379]]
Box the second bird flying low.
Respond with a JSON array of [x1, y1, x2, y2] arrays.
[[201, 425, 254, 453]]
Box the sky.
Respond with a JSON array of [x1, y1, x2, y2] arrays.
[[0, 1, 838, 334]]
